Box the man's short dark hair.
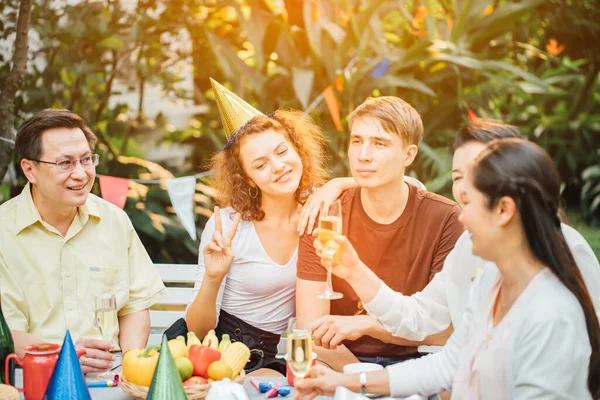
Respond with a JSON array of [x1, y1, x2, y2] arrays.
[[15, 109, 97, 161], [453, 120, 521, 150]]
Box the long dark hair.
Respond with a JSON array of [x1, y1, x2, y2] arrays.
[[472, 138, 600, 397]]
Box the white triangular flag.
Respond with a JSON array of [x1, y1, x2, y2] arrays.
[[166, 176, 197, 240]]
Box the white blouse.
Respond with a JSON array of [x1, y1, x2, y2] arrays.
[[364, 224, 600, 340], [188, 207, 297, 334], [385, 266, 593, 399]]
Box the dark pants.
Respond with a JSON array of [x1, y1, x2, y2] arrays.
[[215, 310, 286, 375]]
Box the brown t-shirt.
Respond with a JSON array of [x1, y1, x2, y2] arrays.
[[297, 184, 463, 358]]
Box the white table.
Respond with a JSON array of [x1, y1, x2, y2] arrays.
[[14, 368, 331, 399], [13, 354, 422, 400]]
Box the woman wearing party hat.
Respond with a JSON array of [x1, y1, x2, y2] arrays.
[[185, 79, 344, 376]]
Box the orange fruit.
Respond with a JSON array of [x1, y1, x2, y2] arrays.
[[207, 361, 233, 380]]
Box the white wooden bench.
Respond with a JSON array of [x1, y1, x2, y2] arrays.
[[149, 263, 288, 355], [148, 263, 197, 346]]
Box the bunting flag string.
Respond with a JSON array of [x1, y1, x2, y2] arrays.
[[96, 170, 212, 240], [0, 137, 16, 144], [166, 176, 198, 241], [128, 171, 212, 184], [98, 175, 130, 209]]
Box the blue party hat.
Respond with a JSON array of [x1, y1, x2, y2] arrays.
[[44, 330, 91, 400]]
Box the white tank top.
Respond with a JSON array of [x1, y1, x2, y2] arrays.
[[188, 207, 297, 334]]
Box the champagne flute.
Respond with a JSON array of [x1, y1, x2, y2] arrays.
[[94, 294, 117, 380], [316, 200, 344, 299], [286, 318, 313, 379]]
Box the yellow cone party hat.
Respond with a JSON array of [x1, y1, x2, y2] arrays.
[[210, 78, 263, 148]]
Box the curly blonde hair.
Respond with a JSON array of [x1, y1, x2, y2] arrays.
[[210, 109, 328, 221]]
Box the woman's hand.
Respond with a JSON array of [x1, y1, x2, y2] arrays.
[[203, 206, 241, 280], [294, 365, 346, 399], [313, 232, 365, 281], [298, 177, 356, 236]]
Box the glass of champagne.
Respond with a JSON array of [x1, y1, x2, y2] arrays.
[[286, 318, 313, 379], [316, 200, 344, 299], [94, 294, 117, 380]]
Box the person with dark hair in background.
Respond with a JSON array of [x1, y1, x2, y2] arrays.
[[296, 138, 600, 399], [0, 109, 166, 373]]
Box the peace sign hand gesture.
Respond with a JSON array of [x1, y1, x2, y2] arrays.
[[203, 206, 242, 280]]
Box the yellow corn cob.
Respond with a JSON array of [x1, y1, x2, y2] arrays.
[[221, 342, 250, 377]]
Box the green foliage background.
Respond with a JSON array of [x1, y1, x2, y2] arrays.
[[1, 0, 599, 261]]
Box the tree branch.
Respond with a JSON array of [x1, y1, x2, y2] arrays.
[[0, 0, 34, 180], [569, 61, 600, 120]]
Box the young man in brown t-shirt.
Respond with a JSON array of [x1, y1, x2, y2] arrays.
[[296, 96, 463, 371]]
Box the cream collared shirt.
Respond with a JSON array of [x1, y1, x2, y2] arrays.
[[0, 184, 166, 346]]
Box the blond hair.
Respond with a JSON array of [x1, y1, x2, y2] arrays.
[[348, 96, 423, 145]]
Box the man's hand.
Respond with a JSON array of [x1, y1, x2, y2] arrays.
[[312, 315, 377, 350], [75, 338, 115, 374], [313, 233, 365, 281]]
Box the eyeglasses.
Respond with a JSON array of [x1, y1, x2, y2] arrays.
[[29, 154, 100, 172]]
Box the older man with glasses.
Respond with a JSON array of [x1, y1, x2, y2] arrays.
[[0, 109, 166, 374]]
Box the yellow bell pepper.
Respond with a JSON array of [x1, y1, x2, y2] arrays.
[[168, 336, 188, 358], [122, 346, 159, 387]]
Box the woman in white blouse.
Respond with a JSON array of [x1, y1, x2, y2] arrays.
[[296, 139, 600, 399]]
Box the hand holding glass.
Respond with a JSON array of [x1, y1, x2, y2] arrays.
[[286, 318, 313, 378], [94, 294, 117, 379], [316, 200, 343, 299]]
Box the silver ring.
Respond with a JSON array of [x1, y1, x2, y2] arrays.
[[82, 356, 88, 366]]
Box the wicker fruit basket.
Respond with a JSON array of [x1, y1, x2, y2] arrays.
[[0, 384, 19, 400], [120, 371, 246, 400]]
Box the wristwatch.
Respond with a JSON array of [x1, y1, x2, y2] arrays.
[[359, 371, 367, 396]]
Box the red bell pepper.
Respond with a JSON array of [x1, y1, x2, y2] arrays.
[[187, 344, 221, 378]]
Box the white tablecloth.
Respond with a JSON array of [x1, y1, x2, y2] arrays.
[[14, 369, 328, 400], [13, 361, 424, 400]]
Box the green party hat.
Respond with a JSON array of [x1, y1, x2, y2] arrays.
[[146, 335, 187, 400], [210, 78, 263, 147]]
